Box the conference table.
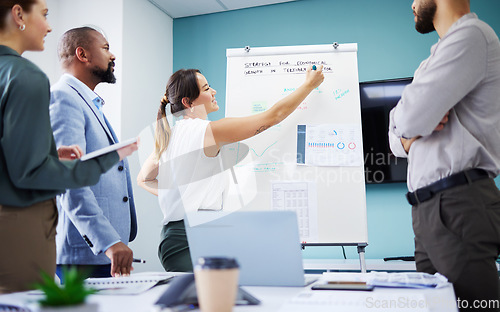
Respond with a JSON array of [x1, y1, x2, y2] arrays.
[[0, 273, 458, 312]]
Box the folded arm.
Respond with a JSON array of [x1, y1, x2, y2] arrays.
[[391, 26, 487, 139]]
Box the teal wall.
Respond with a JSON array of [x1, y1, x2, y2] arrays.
[[173, 0, 500, 260]]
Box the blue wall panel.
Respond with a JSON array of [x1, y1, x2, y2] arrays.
[[173, 0, 500, 260]]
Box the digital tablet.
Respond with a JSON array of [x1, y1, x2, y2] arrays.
[[80, 137, 137, 161]]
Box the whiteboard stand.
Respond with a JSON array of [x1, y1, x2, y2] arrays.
[[302, 243, 368, 273], [357, 244, 367, 273], [226, 44, 369, 274]]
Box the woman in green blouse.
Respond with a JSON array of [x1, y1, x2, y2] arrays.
[[0, 0, 137, 293]]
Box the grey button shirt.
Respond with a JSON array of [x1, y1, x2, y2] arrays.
[[389, 13, 500, 191]]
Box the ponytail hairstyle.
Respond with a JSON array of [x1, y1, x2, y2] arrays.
[[154, 69, 201, 160]]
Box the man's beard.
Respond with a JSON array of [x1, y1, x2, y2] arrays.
[[415, 0, 437, 34], [92, 61, 116, 84]]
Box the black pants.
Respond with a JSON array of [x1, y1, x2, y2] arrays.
[[412, 178, 500, 311], [158, 220, 193, 272]]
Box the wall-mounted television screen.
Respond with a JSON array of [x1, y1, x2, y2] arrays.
[[359, 78, 413, 184]]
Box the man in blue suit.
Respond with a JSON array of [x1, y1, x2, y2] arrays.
[[50, 27, 137, 279]]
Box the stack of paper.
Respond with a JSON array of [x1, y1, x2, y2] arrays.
[[321, 272, 448, 289], [365, 272, 448, 289]]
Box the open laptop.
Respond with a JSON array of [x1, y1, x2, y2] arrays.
[[184, 210, 317, 287]]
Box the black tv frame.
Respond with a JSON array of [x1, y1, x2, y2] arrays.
[[359, 77, 413, 184]]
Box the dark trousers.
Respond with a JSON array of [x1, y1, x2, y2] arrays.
[[56, 264, 112, 283], [158, 220, 193, 272], [412, 178, 500, 311], [0, 199, 57, 294]]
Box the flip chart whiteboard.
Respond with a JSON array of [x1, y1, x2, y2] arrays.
[[224, 44, 368, 244]]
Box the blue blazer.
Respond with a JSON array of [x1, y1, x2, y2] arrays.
[[50, 74, 137, 265]]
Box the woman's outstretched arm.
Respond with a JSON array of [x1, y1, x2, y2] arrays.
[[205, 66, 324, 155]]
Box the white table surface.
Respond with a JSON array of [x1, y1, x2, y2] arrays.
[[0, 273, 457, 312]]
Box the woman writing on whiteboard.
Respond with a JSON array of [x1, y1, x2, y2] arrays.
[[137, 66, 324, 272]]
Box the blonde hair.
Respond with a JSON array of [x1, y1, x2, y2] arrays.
[[154, 96, 171, 161]]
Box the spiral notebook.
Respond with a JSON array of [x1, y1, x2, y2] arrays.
[[84, 272, 176, 295]]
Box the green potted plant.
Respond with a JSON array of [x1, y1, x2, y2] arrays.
[[30, 268, 98, 312]]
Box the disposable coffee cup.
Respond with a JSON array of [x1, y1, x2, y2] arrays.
[[194, 257, 239, 312]]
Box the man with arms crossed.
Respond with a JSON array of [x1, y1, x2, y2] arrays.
[[50, 27, 137, 278], [389, 0, 500, 310]]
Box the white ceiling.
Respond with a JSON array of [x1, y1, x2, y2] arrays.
[[148, 0, 297, 18]]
